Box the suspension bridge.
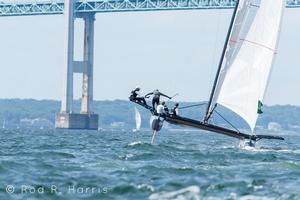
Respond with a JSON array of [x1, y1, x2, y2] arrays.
[[0, 0, 300, 16], [0, 0, 299, 129]]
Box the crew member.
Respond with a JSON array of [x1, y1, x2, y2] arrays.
[[129, 87, 147, 105], [157, 101, 166, 115], [163, 103, 169, 114], [145, 89, 171, 109], [171, 103, 179, 116]]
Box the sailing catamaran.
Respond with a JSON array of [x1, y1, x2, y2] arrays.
[[130, 0, 285, 144]]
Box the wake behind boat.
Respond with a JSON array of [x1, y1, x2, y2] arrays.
[[130, 0, 285, 145]]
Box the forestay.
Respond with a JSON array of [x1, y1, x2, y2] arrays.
[[211, 0, 285, 131]]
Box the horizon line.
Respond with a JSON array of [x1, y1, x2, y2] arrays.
[[0, 98, 299, 107]]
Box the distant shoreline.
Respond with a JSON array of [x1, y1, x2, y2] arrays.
[[0, 98, 299, 107], [1, 99, 300, 131]]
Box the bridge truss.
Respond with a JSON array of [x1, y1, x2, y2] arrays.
[[0, 0, 300, 17]]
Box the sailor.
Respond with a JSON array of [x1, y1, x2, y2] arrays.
[[129, 87, 147, 105], [156, 101, 166, 115], [145, 89, 171, 109], [163, 103, 169, 114], [171, 103, 179, 116]]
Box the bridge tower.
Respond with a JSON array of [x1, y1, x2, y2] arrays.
[[55, 0, 99, 130]]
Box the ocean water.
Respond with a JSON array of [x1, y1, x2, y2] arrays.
[[0, 128, 299, 200]]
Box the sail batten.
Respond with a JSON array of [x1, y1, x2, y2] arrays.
[[211, 0, 285, 131]]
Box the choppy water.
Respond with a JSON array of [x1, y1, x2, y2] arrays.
[[0, 128, 299, 200]]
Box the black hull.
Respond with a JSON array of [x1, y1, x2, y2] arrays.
[[130, 100, 284, 142], [163, 115, 284, 141]]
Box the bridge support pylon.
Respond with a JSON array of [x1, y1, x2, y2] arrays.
[[55, 0, 98, 130]]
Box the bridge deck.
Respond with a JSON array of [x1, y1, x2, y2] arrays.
[[0, 0, 299, 17]]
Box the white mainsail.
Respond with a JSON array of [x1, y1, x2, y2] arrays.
[[134, 107, 142, 131], [212, 0, 285, 131]]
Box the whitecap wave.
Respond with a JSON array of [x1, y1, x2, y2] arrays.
[[237, 140, 300, 153], [240, 146, 300, 154], [202, 194, 275, 200], [149, 185, 200, 200], [118, 153, 134, 160], [128, 141, 144, 146], [136, 183, 155, 192], [239, 195, 275, 200]]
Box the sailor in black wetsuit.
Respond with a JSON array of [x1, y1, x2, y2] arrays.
[[129, 87, 147, 105], [171, 103, 179, 116], [145, 89, 171, 109]]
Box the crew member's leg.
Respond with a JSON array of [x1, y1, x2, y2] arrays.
[[152, 97, 159, 109], [152, 98, 155, 108]]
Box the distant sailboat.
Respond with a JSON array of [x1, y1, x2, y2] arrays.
[[131, 0, 285, 145], [2, 119, 5, 129], [133, 107, 141, 132]]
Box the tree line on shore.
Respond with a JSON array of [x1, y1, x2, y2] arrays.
[[0, 99, 300, 130]]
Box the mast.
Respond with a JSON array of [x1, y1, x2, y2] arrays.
[[204, 0, 240, 123]]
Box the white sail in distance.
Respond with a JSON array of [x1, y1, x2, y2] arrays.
[[211, 0, 285, 131], [135, 107, 142, 131], [2, 119, 5, 129]]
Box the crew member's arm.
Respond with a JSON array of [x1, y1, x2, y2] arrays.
[[160, 93, 171, 99], [145, 92, 153, 98]]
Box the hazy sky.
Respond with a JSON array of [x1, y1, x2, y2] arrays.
[[0, 8, 299, 105]]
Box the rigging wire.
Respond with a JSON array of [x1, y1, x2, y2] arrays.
[[214, 110, 240, 133], [179, 103, 207, 110]]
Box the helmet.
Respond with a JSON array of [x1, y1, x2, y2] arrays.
[[175, 103, 179, 106], [161, 101, 165, 105], [135, 86, 140, 91]]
